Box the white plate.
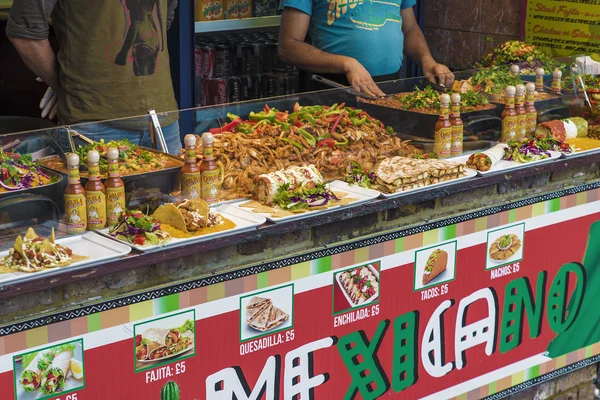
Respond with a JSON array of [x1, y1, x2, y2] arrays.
[[379, 169, 478, 198], [100, 204, 266, 251], [453, 150, 562, 176], [335, 264, 380, 309], [0, 232, 131, 285], [563, 147, 600, 157], [138, 346, 195, 363], [229, 180, 381, 224]]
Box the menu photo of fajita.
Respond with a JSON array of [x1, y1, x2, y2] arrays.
[[133, 310, 196, 373], [240, 284, 294, 342], [13, 339, 85, 400], [486, 223, 525, 270], [414, 241, 457, 291]]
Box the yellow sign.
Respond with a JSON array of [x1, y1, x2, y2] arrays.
[[524, 1, 600, 57]]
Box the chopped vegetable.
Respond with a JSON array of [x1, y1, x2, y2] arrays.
[[109, 210, 171, 246], [343, 162, 376, 188], [272, 182, 339, 211]]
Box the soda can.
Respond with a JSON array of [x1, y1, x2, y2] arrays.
[[194, 45, 203, 78], [262, 74, 276, 97], [204, 77, 228, 105], [215, 44, 232, 77], [200, 45, 216, 78], [228, 76, 243, 102]]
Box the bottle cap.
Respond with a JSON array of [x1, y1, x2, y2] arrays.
[[536, 67, 545, 76], [526, 82, 536, 93], [553, 68, 562, 79], [505, 86, 516, 96], [450, 93, 461, 104], [516, 84, 526, 95], [66, 153, 80, 167], [184, 134, 197, 148], [439, 93, 451, 105], [87, 150, 100, 165], [202, 132, 214, 146], [510, 65, 520, 75], [107, 147, 119, 161]]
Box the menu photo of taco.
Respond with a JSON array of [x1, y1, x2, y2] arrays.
[[486, 224, 525, 269], [152, 199, 236, 238], [14, 339, 84, 400], [414, 242, 457, 290], [133, 311, 196, 372]]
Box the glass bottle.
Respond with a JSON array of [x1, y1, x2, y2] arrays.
[[552, 68, 562, 94], [65, 153, 87, 235], [515, 84, 528, 141], [450, 93, 463, 156], [525, 82, 538, 138], [85, 150, 106, 230], [535, 67, 545, 92], [181, 134, 201, 200], [200, 132, 222, 203], [434, 94, 452, 159], [105, 147, 125, 227], [501, 86, 518, 142]]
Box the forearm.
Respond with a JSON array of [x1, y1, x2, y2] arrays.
[[10, 38, 60, 91], [402, 24, 436, 68], [278, 40, 354, 75]]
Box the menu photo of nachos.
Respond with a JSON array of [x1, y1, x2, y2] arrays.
[[333, 262, 380, 315], [486, 223, 525, 270], [240, 284, 294, 342], [414, 241, 457, 291], [133, 310, 196, 373], [13, 339, 84, 400]]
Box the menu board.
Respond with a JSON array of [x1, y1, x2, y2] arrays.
[[0, 190, 599, 399], [523, 0, 600, 57]]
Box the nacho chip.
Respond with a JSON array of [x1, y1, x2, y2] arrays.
[[14, 236, 24, 258], [333, 191, 348, 199], [253, 206, 276, 214], [25, 228, 38, 240], [153, 204, 188, 232], [240, 200, 262, 208]]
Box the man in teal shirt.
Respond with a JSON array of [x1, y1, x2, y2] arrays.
[[278, 0, 453, 97]]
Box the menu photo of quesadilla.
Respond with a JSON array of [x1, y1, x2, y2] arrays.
[[133, 311, 196, 372], [14, 339, 84, 400], [414, 242, 457, 290], [241, 285, 293, 341]]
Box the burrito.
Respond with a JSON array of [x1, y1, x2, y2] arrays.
[[20, 349, 54, 392], [252, 165, 323, 206], [422, 249, 448, 285], [466, 143, 506, 172], [141, 328, 181, 347], [535, 117, 588, 141], [40, 350, 72, 395], [135, 339, 162, 361]]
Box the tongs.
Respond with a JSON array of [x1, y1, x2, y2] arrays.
[[420, 78, 449, 93], [312, 75, 394, 100], [148, 110, 168, 153]]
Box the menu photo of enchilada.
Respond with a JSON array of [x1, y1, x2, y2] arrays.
[[240, 284, 294, 342], [486, 223, 525, 270], [13, 339, 84, 400], [133, 310, 196, 373], [333, 262, 380, 315], [414, 241, 457, 291]]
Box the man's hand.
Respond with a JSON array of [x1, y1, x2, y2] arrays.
[[36, 77, 57, 120], [422, 59, 455, 87], [344, 58, 386, 98]]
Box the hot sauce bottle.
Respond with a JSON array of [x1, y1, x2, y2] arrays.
[[105, 147, 125, 227], [535, 67, 545, 92], [515, 84, 528, 141], [200, 132, 222, 203], [501, 86, 518, 142], [434, 94, 452, 159], [85, 150, 106, 230], [552, 68, 562, 94], [510, 64, 520, 77], [181, 134, 201, 200], [64, 153, 87, 235], [525, 82, 538, 137], [450, 93, 463, 156]]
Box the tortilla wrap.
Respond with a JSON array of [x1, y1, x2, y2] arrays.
[[20, 349, 54, 392], [422, 249, 448, 285], [466, 144, 506, 172], [136, 340, 162, 361], [267, 307, 289, 330], [535, 117, 588, 141], [249, 304, 273, 331], [41, 350, 72, 394], [252, 165, 323, 206], [141, 328, 172, 346], [245, 297, 271, 323]]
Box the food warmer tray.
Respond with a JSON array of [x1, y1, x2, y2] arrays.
[[0, 166, 63, 204]]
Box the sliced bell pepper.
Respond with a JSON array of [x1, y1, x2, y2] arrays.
[[251, 119, 269, 132], [334, 136, 348, 147], [249, 111, 276, 122], [226, 112, 240, 121], [235, 123, 253, 134], [317, 132, 331, 141], [330, 111, 347, 133], [279, 137, 304, 151], [297, 128, 316, 147], [350, 116, 368, 126], [209, 118, 242, 134], [386, 126, 395, 134], [274, 119, 291, 132], [318, 138, 335, 148], [264, 104, 271, 113]]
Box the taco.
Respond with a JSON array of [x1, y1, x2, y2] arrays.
[[152, 199, 210, 233], [422, 249, 448, 285]]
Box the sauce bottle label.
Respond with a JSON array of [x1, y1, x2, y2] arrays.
[[450, 105, 460, 117], [501, 116, 518, 142], [517, 115, 528, 140], [88, 165, 101, 180], [505, 97, 515, 108], [451, 125, 464, 155], [106, 187, 126, 226], [185, 148, 197, 162], [552, 80, 561, 92], [201, 169, 221, 203], [516, 95, 525, 106], [439, 107, 450, 118], [536, 76, 544, 89], [108, 162, 120, 178], [86, 191, 107, 230], [67, 169, 81, 184], [182, 172, 201, 199], [434, 127, 452, 158], [525, 94, 535, 105], [65, 193, 87, 234], [526, 112, 538, 135]]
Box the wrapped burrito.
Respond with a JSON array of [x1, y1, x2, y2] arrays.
[[40, 350, 72, 395], [535, 117, 588, 141], [466, 143, 506, 172], [141, 328, 180, 347], [20, 349, 54, 392], [135, 339, 162, 361], [252, 165, 323, 206]]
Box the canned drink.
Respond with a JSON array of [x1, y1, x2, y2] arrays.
[[240, 43, 265, 75], [200, 45, 216, 78], [273, 73, 287, 96], [194, 45, 203, 77], [215, 44, 232, 77], [228, 76, 243, 102], [253, 0, 277, 16], [241, 75, 262, 100], [204, 77, 228, 105], [195, 76, 204, 106], [262, 74, 276, 97], [224, 0, 240, 19], [238, 0, 252, 18]]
